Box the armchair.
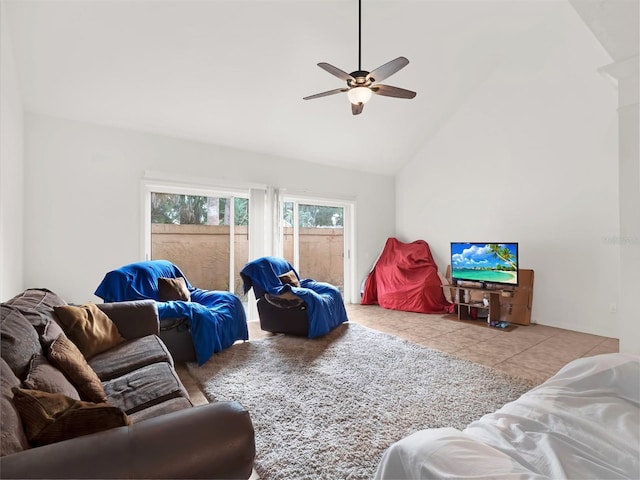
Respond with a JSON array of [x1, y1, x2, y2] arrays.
[[94, 260, 248, 365], [240, 256, 348, 337]]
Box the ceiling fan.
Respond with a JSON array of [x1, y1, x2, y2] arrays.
[[303, 0, 416, 115]]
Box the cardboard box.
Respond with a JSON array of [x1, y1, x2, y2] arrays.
[[498, 269, 534, 325], [499, 302, 529, 325]]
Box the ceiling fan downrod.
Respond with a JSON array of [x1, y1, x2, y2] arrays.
[[358, 0, 362, 72]]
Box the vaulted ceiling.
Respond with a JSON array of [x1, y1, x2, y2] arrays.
[[4, 1, 638, 175], [569, 0, 639, 62]]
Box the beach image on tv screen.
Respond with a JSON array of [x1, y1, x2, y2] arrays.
[[451, 243, 518, 285]]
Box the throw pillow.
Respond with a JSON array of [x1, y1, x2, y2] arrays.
[[264, 291, 305, 309], [1, 358, 29, 455], [46, 335, 108, 403], [157, 277, 191, 302], [53, 303, 125, 359], [40, 318, 65, 347], [278, 270, 300, 288], [11, 387, 129, 446], [0, 305, 44, 380], [24, 353, 81, 400]]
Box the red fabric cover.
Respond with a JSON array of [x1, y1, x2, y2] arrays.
[[362, 237, 452, 314]]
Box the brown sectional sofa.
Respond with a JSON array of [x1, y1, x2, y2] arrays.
[[0, 288, 255, 479]]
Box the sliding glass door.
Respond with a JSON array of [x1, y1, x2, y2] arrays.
[[281, 196, 354, 299], [142, 182, 356, 305]]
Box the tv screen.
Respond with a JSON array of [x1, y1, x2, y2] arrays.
[[450, 242, 519, 286]]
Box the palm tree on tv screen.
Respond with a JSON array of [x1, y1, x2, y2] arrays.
[[487, 244, 517, 271]]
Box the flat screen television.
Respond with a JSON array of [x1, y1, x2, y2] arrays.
[[450, 242, 519, 286]]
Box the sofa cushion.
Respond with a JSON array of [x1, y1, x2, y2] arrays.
[[23, 353, 81, 400], [12, 387, 129, 447], [3, 288, 67, 342], [40, 318, 65, 346], [103, 362, 188, 414], [0, 305, 43, 379], [158, 277, 191, 302], [9, 306, 55, 333], [89, 335, 174, 381], [4, 289, 67, 331], [53, 303, 125, 359], [4, 288, 67, 310], [46, 335, 107, 403], [0, 358, 29, 456], [127, 397, 193, 424], [96, 300, 160, 339]]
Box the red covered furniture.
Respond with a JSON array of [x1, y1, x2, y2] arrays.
[[362, 237, 452, 314]]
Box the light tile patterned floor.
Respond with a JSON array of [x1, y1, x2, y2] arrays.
[[345, 304, 619, 384], [177, 303, 619, 403]]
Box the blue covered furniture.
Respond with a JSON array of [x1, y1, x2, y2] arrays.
[[240, 256, 348, 337], [94, 260, 248, 365]]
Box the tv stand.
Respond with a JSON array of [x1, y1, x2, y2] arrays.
[[447, 284, 502, 324], [444, 268, 535, 326]]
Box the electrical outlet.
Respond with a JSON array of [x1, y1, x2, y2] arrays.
[[609, 303, 617, 313]]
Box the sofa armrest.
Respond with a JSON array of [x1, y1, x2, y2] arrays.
[[97, 300, 160, 339], [0, 401, 255, 479]]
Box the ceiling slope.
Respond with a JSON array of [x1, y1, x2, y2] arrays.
[[5, 1, 636, 175]]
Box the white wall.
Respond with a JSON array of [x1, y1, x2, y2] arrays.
[[23, 113, 395, 303], [0, 2, 25, 301], [610, 56, 640, 354], [618, 97, 640, 353], [396, 3, 619, 337]]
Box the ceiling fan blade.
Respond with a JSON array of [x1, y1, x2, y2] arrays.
[[366, 57, 409, 83], [371, 84, 417, 99], [303, 88, 349, 101], [351, 102, 364, 115], [318, 63, 355, 82]]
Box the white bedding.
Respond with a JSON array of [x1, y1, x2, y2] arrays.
[[374, 353, 640, 479]]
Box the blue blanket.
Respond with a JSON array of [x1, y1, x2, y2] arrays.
[[94, 260, 248, 365], [240, 256, 348, 338]]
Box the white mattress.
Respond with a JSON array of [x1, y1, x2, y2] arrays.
[[374, 353, 640, 479]]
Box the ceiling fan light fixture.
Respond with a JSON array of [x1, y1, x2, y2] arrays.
[[347, 86, 372, 105], [303, 0, 416, 115]]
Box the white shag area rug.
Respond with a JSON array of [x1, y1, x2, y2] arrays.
[[187, 323, 534, 480]]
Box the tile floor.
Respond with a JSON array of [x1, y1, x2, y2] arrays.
[[177, 303, 619, 404], [344, 304, 619, 384]]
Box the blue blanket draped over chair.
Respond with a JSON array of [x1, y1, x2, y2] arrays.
[[240, 256, 348, 337], [94, 260, 248, 365]]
